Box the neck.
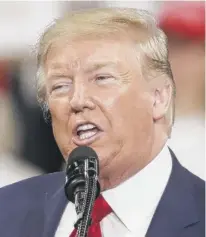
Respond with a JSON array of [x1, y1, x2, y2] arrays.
[[100, 130, 168, 192]]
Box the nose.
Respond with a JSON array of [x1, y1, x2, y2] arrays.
[[69, 82, 95, 113]]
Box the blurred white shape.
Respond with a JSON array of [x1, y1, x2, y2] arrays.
[[0, 1, 161, 57], [106, 1, 161, 15], [168, 114, 205, 180], [0, 1, 63, 57], [0, 152, 43, 188]]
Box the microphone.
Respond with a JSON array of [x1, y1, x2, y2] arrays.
[[65, 146, 100, 202], [64, 146, 100, 237]]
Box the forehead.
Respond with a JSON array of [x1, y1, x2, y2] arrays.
[[44, 38, 139, 72]]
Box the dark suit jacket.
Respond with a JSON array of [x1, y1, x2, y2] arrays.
[[0, 149, 205, 237]]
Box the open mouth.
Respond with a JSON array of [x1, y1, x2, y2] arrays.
[[77, 123, 100, 140], [72, 122, 102, 146]]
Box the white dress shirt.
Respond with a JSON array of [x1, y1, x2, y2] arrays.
[[55, 145, 172, 237]]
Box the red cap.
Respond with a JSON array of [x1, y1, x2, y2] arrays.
[[158, 2, 205, 41]]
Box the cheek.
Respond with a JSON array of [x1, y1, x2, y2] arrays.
[[48, 98, 73, 156], [116, 93, 154, 155], [49, 97, 70, 122], [96, 90, 154, 174], [111, 91, 153, 149], [108, 87, 152, 125]]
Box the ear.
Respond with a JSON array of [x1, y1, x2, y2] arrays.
[[152, 81, 173, 121]]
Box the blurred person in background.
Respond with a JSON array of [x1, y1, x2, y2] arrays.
[[11, 61, 63, 173], [158, 1, 205, 179], [0, 61, 42, 187], [0, 1, 66, 174]]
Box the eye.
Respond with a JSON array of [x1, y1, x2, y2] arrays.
[[95, 75, 115, 84], [52, 84, 69, 91], [96, 76, 109, 80], [50, 82, 72, 96]]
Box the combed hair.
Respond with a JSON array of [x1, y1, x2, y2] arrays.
[[36, 8, 176, 130]]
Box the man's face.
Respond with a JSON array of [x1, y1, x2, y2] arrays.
[[44, 38, 154, 184]]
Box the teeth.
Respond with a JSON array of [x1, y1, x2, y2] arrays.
[[76, 123, 99, 140], [77, 123, 96, 132], [79, 130, 97, 140]]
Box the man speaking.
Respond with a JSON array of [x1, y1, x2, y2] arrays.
[[0, 8, 204, 237]]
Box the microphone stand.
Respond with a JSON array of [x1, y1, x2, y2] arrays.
[[65, 156, 100, 237], [76, 175, 98, 237], [75, 158, 99, 237]]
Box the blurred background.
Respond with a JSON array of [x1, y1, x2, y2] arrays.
[[0, 1, 205, 187]]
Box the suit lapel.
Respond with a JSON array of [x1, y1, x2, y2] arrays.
[[18, 172, 68, 237], [19, 204, 45, 237], [43, 183, 69, 237], [146, 148, 199, 237]]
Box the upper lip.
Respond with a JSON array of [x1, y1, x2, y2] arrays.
[[72, 120, 102, 137]]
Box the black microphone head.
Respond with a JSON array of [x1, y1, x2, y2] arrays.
[[67, 146, 98, 168], [65, 146, 100, 202]]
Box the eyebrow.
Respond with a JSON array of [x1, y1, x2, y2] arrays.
[[47, 61, 119, 79], [46, 72, 73, 83], [84, 61, 118, 73]]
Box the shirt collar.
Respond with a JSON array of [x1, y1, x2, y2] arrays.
[[102, 144, 172, 234]]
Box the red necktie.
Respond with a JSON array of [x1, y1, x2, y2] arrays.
[[69, 194, 112, 237]]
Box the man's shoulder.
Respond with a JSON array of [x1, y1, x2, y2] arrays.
[[185, 168, 205, 204], [170, 147, 205, 195], [178, 163, 205, 221], [182, 165, 205, 193], [0, 172, 65, 235], [169, 149, 205, 221], [0, 171, 65, 205]]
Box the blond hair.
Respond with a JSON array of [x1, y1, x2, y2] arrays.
[[36, 8, 176, 129]]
